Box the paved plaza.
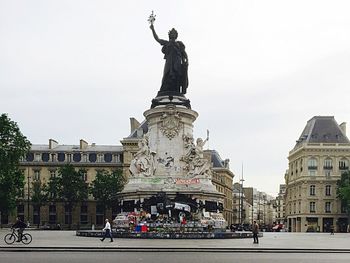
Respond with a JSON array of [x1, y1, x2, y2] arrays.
[[1, 230, 350, 263], [1, 229, 350, 250]]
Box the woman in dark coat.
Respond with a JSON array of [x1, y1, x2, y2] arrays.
[[150, 24, 188, 96]]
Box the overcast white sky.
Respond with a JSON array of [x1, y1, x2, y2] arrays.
[[1, 0, 350, 196]]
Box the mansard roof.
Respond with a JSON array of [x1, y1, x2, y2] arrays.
[[126, 120, 148, 139], [210, 150, 226, 168], [204, 149, 230, 169], [31, 144, 123, 152], [294, 116, 349, 148]]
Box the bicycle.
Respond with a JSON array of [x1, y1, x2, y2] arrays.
[[4, 228, 32, 245]]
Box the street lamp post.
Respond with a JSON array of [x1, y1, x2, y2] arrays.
[[264, 196, 266, 225], [240, 178, 245, 225], [251, 191, 254, 224], [27, 168, 30, 224], [258, 192, 261, 225], [239, 163, 245, 226], [238, 185, 241, 225]]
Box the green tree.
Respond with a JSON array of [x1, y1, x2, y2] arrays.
[[0, 114, 31, 226], [337, 171, 350, 225], [47, 174, 60, 203], [31, 181, 48, 227], [48, 164, 88, 229], [90, 169, 126, 219]]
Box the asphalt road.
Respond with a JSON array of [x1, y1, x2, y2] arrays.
[[1, 252, 350, 263], [1, 230, 350, 263]]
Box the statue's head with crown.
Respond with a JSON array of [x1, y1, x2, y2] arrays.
[[168, 28, 178, 41]]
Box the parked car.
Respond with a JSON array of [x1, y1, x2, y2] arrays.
[[272, 224, 284, 232]]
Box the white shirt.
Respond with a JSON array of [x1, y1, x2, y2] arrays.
[[103, 221, 111, 231]]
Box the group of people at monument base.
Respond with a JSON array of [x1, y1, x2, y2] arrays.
[[99, 217, 260, 244]]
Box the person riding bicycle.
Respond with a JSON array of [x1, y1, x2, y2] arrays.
[[11, 217, 27, 242]]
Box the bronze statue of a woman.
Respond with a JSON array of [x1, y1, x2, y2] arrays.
[[150, 23, 189, 97]]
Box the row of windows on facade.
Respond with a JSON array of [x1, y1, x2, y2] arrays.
[[213, 174, 232, 184], [288, 202, 346, 214], [289, 185, 334, 199], [23, 152, 122, 164], [15, 204, 118, 225], [291, 158, 349, 175], [307, 158, 349, 170], [292, 169, 346, 177], [29, 169, 89, 182], [216, 186, 225, 193]]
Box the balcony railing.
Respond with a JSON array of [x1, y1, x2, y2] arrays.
[[323, 166, 333, 170], [308, 166, 318, 170]]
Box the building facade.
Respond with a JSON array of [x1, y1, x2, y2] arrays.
[[275, 184, 286, 225], [205, 150, 234, 226], [242, 187, 276, 228], [243, 187, 258, 224], [233, 183, 252, 225], [232, 185, 240, 224], [285, 116, 349, 232], [2, 139, 124, 229]]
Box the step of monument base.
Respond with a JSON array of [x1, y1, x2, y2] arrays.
[[76, 230, 262, 239]]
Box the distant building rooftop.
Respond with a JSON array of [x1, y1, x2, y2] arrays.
[[29, 139, 123, 152], [30, 144, 123, 152], [126, 120, 148, 139], [204, 149, 230, 169]]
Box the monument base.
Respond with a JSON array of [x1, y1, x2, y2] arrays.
[[120, 176, 225, 212], [118, 184, 226, 232], [76, 230, 263, 239]]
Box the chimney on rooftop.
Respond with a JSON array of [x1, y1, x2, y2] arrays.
[[49, 139, 58, 149], [130, 117, 141, 133], [80, 139, 88, 150], [340, 122, 347, 135]]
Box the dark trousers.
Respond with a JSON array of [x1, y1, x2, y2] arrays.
[[17, 228, 24, 241], [101, 229, 113, 241], [253, 233, 259, 243]]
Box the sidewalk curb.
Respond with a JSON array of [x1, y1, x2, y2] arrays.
[[1, 247, 350, 253]]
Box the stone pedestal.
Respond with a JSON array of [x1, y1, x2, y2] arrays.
[[121, 102, 224, 206]]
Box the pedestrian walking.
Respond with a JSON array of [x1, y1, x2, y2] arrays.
[[330, 225, 335, 235], [252, 221, 259, 244], [100, 219, 113, 242]]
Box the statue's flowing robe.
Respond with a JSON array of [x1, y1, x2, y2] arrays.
[[158, 39, 188, 95]]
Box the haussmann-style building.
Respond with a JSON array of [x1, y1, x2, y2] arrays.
[[2, 139, 124, 228], [285, 116, 349, 232]]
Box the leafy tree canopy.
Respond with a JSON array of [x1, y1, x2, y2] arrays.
[[337, 171, 350, 215], [48, 164, 88, 208], [90, 169, 126, 211], [31, 180, 48, 207], [0, 114, 31, 214]]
